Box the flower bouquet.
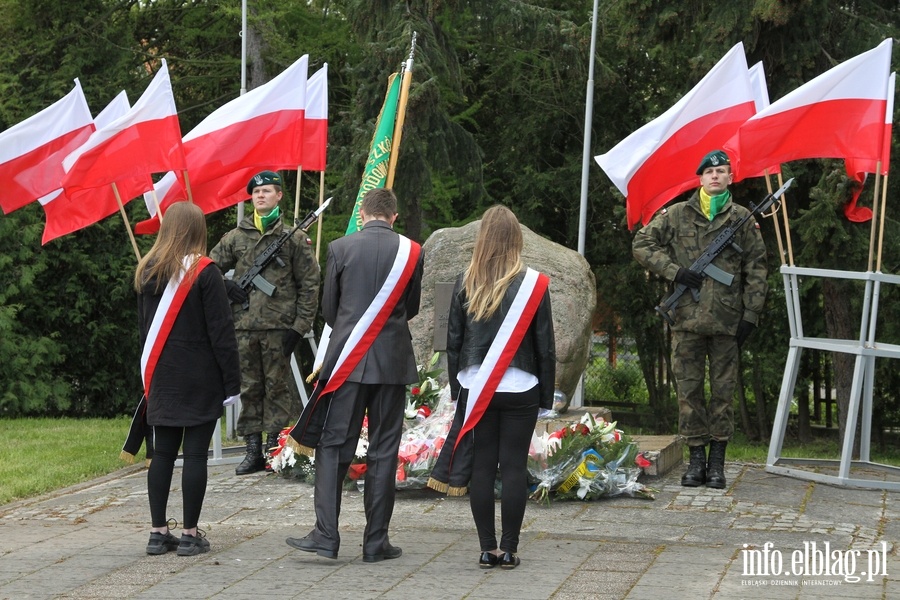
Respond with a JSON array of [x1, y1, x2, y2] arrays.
[[404, 352, 443, 420], [528, 413, 657, 503], [267, 427, 315, 481]]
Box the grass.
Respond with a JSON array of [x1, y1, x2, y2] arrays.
[[3, 416, 899, 507], [0, 417, 243, 506]]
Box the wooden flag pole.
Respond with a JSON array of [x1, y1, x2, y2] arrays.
[[876, 172, 889, 272], [294, 167, 303, 223], [315, 170, 325, 263], [386, 32, 417, 189], [866, 163, 884, 272], [112, 182, 141, 261], [776, 172, 796, 266], [762, 169, 786, 265], [183, 169, 194, 203]]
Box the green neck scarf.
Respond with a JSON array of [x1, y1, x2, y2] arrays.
[[699, 188, 731, 221], [254, 205, 281, 233]]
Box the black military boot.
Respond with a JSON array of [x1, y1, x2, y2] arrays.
[[264, 431, 282, 471], [706, 440, 728, 489], [680, 445, 707, 487], [235, 433, 265, 475]]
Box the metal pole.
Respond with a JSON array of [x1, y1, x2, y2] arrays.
[[577, 0, 600, 256], [237, 0, 248, 224], [571, 0, 599, 411]]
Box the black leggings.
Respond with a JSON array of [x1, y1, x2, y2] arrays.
[[469, 387, 539, 554], [148, 420, 217, 529]]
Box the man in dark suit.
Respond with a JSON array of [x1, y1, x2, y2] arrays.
[[286, 188, 423, 562]]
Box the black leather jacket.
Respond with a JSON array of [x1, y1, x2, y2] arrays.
[[446, 271, 556, 409]]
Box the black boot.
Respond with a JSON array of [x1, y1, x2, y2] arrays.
[[706, 440, 728, 489], [681, 445, 707, 487], [264, 431, 282, 471], [235, 433, 265, 475]]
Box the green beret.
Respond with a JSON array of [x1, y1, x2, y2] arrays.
[[696, 150, 731, 175], [247, 170, 283, 194]]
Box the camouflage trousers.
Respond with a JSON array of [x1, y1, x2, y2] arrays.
[[671, 331, 737, 446], [236, 329, 301, 436]]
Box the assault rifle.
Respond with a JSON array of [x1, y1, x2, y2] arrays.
[[655, 179, 793, 326], [236, 197, 332, 309]]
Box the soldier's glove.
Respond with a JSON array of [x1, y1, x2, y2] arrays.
[[282, 329, 302, 357], [736, 320, 756, 347], [224, 279, 249, 305], [675, 267, 704, 289]]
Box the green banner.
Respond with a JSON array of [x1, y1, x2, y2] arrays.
[[345, 73, 401, 235]]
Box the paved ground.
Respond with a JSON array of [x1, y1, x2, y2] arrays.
[[1, 456, 899, 599]]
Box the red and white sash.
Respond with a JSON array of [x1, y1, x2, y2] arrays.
[[320, 235, 421, 396], [454, 268, 550, 449], [140, 255, 213, 397]]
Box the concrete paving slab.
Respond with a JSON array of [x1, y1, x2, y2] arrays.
[[1, 460, 898, 599]]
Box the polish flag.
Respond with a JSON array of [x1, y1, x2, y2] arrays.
[[41, 92, 152, 244], [726, 39, 893, 182], [843, 71, 896, 222], [181, 54, 308, 215], [62, 59, 186, 196], [595, 43, 756, 229], [0, 80, 93, 214], [134, 55, 310, 233], [303, 63, 328, 171]]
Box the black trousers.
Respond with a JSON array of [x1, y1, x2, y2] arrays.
[[469, 387, 539, 553], [311, 382, 405, 555], [148, 419, 217, 529]]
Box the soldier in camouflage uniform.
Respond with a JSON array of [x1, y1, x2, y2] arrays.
[[210, 170, 320, 475], [632, 150, 767, 489]]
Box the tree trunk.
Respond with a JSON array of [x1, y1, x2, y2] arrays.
[[751, 358, 770, 442], [822, 279, 860, 457]]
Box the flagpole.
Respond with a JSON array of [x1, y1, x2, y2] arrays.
[[876, 173, 889, 272], [315, 170, 325, 262], [775, 172, 796, 266], [866, 163, 883, 272], [762, 169, 786, 265], [386, 32, 416, 189], [578, 0, 599, 256], [236, 0, 248, 224], [294, 167, 303, 221], [112, 183, 141, 261]]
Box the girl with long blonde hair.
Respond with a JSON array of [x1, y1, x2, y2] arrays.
[[429, 205, 556, 570]]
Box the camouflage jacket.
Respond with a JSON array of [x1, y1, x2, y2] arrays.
[[210, 213, 320, 333], [632, 191, 768, 335]]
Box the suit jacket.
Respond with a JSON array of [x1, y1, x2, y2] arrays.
[[320, 219, 423, 384]]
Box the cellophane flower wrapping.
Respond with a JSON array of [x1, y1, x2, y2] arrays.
[[527, 413, 656, 503], [361, 384, 456, 491], [267, 427, 315, 481]]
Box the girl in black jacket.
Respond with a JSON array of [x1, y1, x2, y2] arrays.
[[429, 205, 555, 570], [135, 202, 241, 556]]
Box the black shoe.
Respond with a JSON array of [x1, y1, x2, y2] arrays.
[[146, 531, 179, 555], [478, 551, 500, 569], [706, 440, 728, 489], [499, 551, 520, 569], [286, 536, 338, 559], [363, 544, 402, 563], [176, 530, 210, 556]]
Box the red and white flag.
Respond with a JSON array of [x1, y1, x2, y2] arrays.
[[181, 54, 308, 214], [62, 59, 185, 196], [40, 92, 152, 244], [303, 63, 328, 171], [726, 39, 893, 182], [595, 43, 756, 229], [0, 80, 93, 214], [843, 71, 896, 222], [135, 55, 310, 233]]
